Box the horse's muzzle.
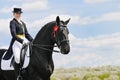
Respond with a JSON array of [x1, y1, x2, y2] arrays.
[[60, 44, 70, 55]]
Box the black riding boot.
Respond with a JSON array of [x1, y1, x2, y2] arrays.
[[14, 62, 23, 80]]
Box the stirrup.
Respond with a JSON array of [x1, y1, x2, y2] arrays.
[[17, 75, 23, 80], [17, 67, 23, 80]]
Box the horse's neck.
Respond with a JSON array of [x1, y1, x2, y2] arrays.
[[33, 23, 55, 45], [31, 23, 55, 63], [30, 30, 54, 73], [29, 22, 55, 76]]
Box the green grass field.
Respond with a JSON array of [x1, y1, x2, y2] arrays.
[[51, 66, 120, 80]]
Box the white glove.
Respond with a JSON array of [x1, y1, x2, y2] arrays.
[[23, 40, 30, 45]]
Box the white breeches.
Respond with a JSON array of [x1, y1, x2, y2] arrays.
[[12, 37, 29, 64]]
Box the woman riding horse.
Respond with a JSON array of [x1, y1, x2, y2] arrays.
[[0, 14, 70, 80], [9, 8, 33, 80]]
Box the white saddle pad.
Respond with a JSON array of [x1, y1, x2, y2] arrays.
[[1, 47, 30, 70]]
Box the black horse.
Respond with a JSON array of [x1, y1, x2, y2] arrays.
[[0, 16, 70, 80]]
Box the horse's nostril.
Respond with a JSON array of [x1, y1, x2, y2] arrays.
[[65, 48, 69, 51], [65, 46, 70, 50], [60, 45, 70, 54], [63, 47, 70, 54]]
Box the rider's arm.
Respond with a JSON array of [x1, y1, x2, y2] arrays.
[[23, 23, 33, 42], [10, 21, 24, 44]]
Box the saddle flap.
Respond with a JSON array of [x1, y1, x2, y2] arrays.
[[1, 45, 30, 70]]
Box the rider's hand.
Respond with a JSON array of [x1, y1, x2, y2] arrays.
[[22, 40, 29, 49], [23, 40, 30, 45]]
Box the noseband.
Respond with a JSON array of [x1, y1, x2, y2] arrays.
[[57, 39, 69, 48]]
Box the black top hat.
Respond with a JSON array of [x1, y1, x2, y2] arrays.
[[13, 8, 23, 13]]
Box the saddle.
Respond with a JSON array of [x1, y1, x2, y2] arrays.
[[1, 44, 31, 70]]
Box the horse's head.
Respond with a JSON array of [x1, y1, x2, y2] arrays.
[[53, 16, 70, 54]]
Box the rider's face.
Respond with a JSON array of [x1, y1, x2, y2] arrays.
[[13, 13, 21, 20]]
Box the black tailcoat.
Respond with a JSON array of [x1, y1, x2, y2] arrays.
[[3, 18, 33, 60]]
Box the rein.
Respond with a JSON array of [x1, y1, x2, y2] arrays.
[[31, 43, 60, 53]]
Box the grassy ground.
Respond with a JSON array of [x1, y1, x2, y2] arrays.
[[51, 66, 120, 80]]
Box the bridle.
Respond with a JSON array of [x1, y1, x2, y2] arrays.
[[30, 25, 69, 53], [53, 25, 69, 47]]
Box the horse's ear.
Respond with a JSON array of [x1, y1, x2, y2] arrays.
[[65, 18, 71, 25], [56, 16, 60, 25]]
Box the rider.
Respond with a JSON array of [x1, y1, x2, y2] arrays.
[[9, 8, 33, 79]]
